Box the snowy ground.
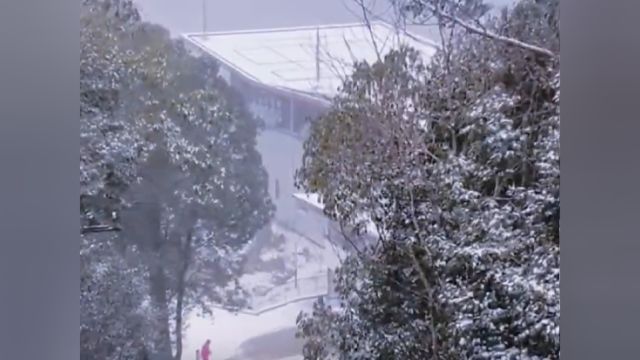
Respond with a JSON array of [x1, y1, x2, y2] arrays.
[[228, 326, 304, 360], [239, 224, 342, 313], [265, 223, 342, 276], [182, 222, 343, 360], [182, 299, 314, 360]]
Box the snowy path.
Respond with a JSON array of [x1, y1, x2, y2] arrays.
[[182, 223, 343, 360], [226, 326, 303, 360], [182, 300, 314, 360]]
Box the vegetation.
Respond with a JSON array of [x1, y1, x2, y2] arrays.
[[80, 1, 273, 359], [295, 0, 559, 358], [80, 0, 560, 359]]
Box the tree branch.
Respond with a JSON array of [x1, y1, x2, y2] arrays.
[[426, 2, 557, 58], [396, 116, 442, 357], [355, 0, 383, 63], [405, 187, 440, 358], [339, 221, 365, 257], [81, 224, 122, 234]]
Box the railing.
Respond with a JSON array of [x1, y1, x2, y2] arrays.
[[275, 221, 327, 250], [242, 270, 331, 315]]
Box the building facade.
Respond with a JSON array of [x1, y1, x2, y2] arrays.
[[181, 22, 438, 244]]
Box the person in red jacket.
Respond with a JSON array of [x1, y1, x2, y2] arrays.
[[200, 339, 211, 360]]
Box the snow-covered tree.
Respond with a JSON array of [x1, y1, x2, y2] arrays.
[[81, 232, 152, 360], [80, 0, 148, 232], [80, 1, 274, 359], [80, 2, 154, 359], [296, 0, 559, 359], [111, 21, 273, 360]]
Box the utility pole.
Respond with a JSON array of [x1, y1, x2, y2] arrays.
[[315, 27, 321, 86], [294, 241, 298, 289], [202, 0, 207, 34]]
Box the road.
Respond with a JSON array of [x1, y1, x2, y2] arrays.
[[183, 299, 315, 360], [225, 326, 303, 360]]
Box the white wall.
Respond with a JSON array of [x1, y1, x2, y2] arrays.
[[292, 203, 332, 247], [256, 129, 336, 249], [256, 129, 304, 227]]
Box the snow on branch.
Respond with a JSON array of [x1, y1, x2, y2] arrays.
[[81, 224, 122, 234], [425, 2, 557, 58]]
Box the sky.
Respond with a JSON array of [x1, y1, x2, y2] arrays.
[[134, 0, 516, 40]]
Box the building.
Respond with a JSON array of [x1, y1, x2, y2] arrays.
[[292, 192, 380, 252], [181, 21, 438, 246]]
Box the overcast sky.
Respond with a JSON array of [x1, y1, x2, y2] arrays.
[[134, 0, 516, 40]]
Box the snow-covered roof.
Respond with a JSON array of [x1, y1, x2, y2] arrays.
[[182, 22, 439, 99]]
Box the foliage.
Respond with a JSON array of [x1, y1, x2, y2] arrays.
[[80, 2, 152, 359], [80, 233, 151, 360], [80, 0, 273, 358], [80, 0, 147, 226], [296, 0, 559, 359]]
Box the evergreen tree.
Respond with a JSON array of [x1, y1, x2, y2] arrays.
[[296, 1, 559, 358], [80, 1, 274, 358]]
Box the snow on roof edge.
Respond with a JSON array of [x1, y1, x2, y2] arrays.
[[181, 33, 333, 105], [182, 21, 384, 39], [183, 21, 439, 68], [182, 21, 439, 100], [183, 20, 440, 50]]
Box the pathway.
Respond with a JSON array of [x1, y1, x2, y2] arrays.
[[182, 299, 315, 360]]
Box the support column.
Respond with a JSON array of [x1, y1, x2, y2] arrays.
[[289, 98, 295, 133]]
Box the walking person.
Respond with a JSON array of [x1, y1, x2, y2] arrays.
[[200, 339, 211, 360]]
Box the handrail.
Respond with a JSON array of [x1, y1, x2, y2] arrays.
[[242, 269, 331, 315]]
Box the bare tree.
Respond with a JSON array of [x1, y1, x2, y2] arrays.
[[389, 0, 557, 58]]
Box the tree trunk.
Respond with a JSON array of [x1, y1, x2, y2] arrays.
[[173, 230, 193, 360], [149, 265, 173, 360], [118, 161, 183, 360], [132, 201, 172, 360]]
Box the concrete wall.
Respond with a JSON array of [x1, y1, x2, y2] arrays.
[[255, 129, 304, 227], [291, 201, 332, 247], [255, 124, 337, 247]]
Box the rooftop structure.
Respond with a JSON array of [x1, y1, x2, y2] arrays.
[[182, 21, 439, 101], [180, 22, 435, 254]]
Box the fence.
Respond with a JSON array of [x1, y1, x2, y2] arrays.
[[242, 269, 333, 315]]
